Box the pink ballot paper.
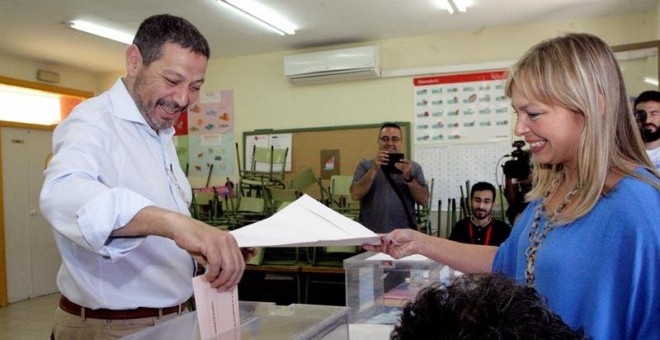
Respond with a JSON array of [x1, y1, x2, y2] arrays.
[[192, 276, 241, 340]]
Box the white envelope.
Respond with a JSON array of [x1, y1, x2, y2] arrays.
[[230, 194, 380, 248]]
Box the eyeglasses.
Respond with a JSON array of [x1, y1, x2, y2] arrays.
[[379, 136, 401, 143]]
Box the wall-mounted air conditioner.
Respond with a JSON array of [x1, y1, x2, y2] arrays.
[[283, 46, 381, 85]]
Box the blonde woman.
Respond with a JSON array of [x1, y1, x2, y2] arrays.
[[364, 33, 659, 339]]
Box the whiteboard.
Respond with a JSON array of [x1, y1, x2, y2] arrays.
[[244, 133, 293, 171]]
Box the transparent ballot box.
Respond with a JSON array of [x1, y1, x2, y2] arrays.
[[123, 301, 350, 340], [343, 251, 454, 324]]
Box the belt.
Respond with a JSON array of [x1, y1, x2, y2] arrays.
[[59, 296, 185, 320]]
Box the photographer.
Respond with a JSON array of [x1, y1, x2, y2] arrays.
[[350, 122, 429, 233], [503, 140, 532, 224], [633, 90, 660, 171]]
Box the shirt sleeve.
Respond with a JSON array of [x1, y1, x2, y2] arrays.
[[40, 107, 153, 259], [352, 160, 371, 182]]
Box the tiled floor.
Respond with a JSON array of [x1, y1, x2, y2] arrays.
[[0, 293, 59, 340]]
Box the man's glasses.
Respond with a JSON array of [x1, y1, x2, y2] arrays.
[[379, 136, 401, 143]]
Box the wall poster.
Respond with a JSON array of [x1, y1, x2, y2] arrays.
[[175, 89, 235, 184], [244, 133, 293, 172], [412, 71, 514, 209]]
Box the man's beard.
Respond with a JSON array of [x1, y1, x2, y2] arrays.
[[640, 125, 660, 143], [132, 75, 185, 131], [473, 209, 490, 220]]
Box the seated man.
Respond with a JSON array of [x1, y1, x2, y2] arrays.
[[391, 273, 586, 340], [449, 182, 510, 246]]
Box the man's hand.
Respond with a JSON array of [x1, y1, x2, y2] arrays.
[[172, 220, 245, 291], [395, 159, 413, 179], [373, 150, 390, 167]]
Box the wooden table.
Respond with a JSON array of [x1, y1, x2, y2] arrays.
[[240, 263, 346, 305]]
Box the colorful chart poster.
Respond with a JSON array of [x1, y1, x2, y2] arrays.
[[187, 90, 235, 179], [413, 71, 511, 144], [188, 90, 234, 135]]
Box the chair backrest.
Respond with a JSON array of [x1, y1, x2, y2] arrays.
[[250, 145, 273, 172], [288, 167, 328, 202], [330, 175, 353, 196], [288, 167, 318, 191], [329, 175, 359, 211], [267, 187, 300, 212]]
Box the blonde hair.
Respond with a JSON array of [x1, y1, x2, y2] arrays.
[[505, 33, 658, 224]]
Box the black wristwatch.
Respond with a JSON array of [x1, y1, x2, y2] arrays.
[[404, 176, 414, 183]]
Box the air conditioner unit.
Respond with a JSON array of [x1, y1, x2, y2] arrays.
[[283, 46, 381, 85]]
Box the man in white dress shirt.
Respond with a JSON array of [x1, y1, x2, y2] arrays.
[[40, 14, 247, 339]]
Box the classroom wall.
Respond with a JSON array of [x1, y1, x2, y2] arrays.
[[0, 11, 657, 188], [205, 12, 656, 138], [0, 53, 100, 94]]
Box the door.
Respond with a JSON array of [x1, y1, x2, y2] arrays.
[[1, 125, 59, 303]]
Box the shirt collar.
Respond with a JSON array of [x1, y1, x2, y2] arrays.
[[109, 78, 176, 138]]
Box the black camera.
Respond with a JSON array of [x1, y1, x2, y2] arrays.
[[381, 153, 404, 174], [503, 140, 531, 180], [634, 109, 647, 124]]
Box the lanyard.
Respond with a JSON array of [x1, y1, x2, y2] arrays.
[[468, 220, 493, 245]]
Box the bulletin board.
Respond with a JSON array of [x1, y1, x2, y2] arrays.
[[243, 122, 411, 195]]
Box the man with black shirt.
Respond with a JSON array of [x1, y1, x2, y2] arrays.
[[449, 182, 510, 246]]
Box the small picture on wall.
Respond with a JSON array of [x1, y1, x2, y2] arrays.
[[321, 149, 340, 179]]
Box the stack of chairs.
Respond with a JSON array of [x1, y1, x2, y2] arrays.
[[306, 174, 360, 267], [287, 166, 328, 204], [235, 142, 288, 197]]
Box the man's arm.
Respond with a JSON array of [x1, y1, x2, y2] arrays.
[[350, 163, 379, 200], [112, 206, 245, 290], [405, 178, 430, 205], [400, 161, 430, 205]]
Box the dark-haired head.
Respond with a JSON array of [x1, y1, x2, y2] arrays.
[[133, 14, 210, 66], [470, 182, 496, 199], [634, 90, 660, 108], [391, 273, 587, 340]]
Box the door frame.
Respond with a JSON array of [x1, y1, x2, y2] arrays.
[[0, 76, 91, 306]]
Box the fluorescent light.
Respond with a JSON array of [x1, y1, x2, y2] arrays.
[[67, 20, 134, 45], [446, 0, 468, 14], [217, 0, 296, 36], [644, 77, 659, 86]]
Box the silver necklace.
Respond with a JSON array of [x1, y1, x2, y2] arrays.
[[524, 176, 579, 287]]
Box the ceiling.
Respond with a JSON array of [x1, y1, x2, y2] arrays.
[[0, 0, 655, 74]]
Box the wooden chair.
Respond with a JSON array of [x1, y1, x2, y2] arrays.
[[328, 175, 360, 220], [416, 178, 434, 235]]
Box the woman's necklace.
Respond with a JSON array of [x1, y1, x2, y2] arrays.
[[524, 175, 579, 287]]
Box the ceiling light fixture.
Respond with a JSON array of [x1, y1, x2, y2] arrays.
[[644, 77, 659, 86], [67, 20, 134, 45], [217, 0, 296, 36], [446, 0, 468, 14]]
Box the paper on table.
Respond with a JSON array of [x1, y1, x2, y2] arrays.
[[230, 194, 380, 248], [192, 276, 240, 340], [366, 253, 430, 262]]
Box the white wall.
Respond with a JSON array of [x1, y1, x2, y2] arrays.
[[1, 11, 657, 188]]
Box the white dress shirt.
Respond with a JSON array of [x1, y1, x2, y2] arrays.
[[40, 79, 195, 309]]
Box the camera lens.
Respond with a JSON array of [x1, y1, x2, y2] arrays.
[[635, 109, 647, 123]]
